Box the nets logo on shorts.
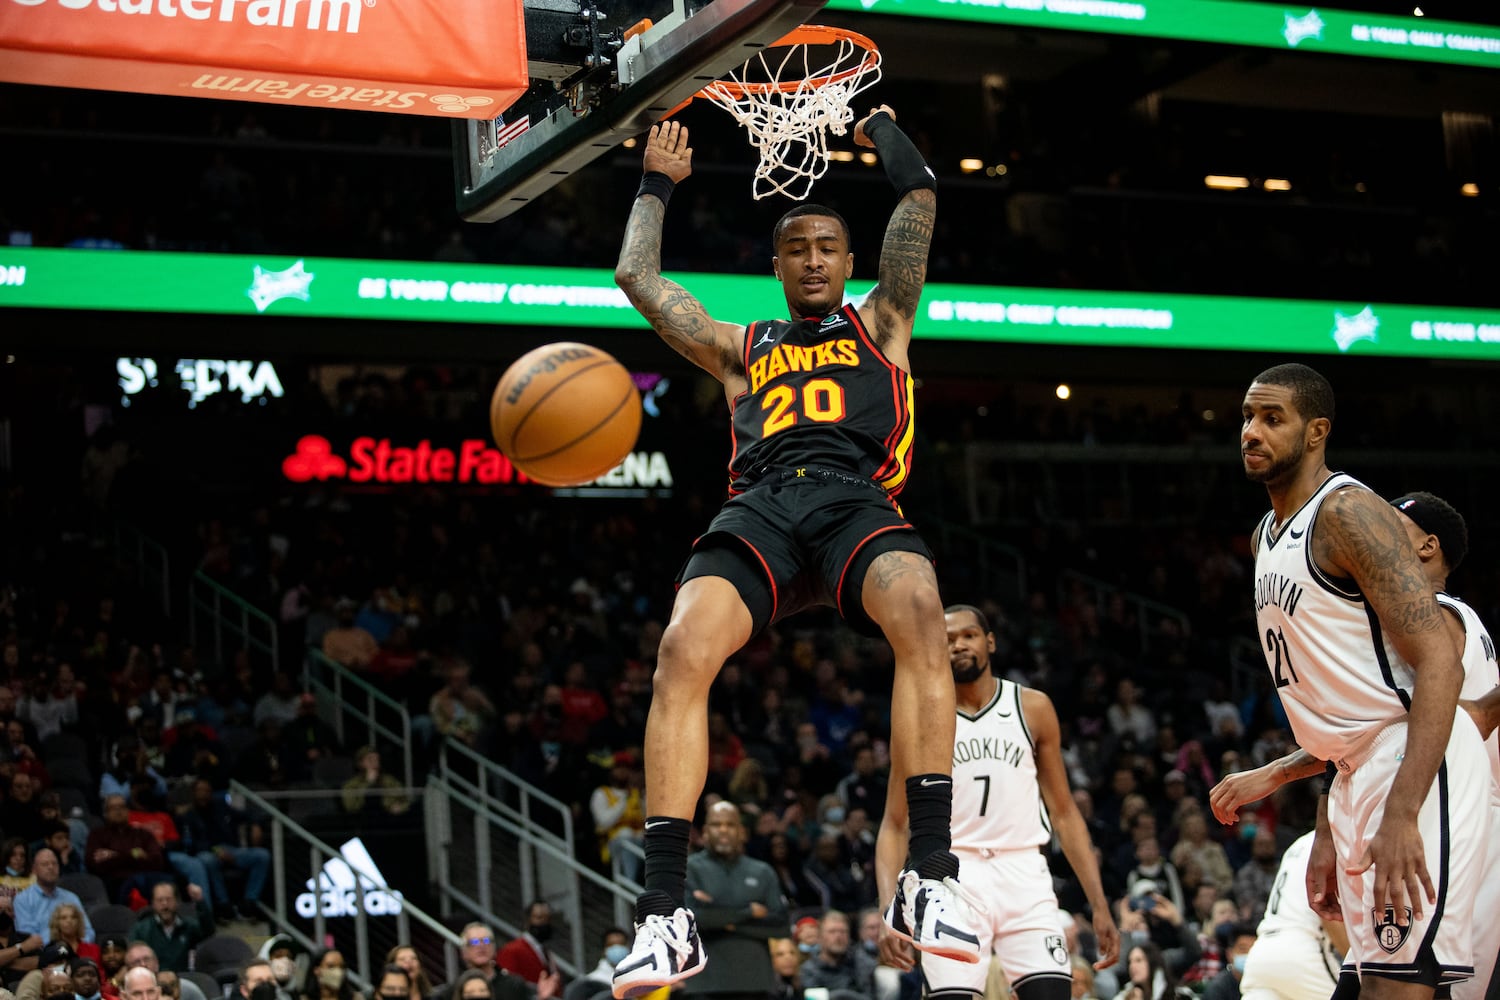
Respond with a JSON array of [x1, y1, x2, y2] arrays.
[[1373, 906, 1413, 954], [1046, 935, 1068, 965]]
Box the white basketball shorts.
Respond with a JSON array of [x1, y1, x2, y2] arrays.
[[921, 847, 1070, 996], [1327, 710, 1493, 988]]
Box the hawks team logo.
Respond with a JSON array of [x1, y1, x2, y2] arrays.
[[1046, 934, 1068, 965], [1372, 906, 1413, 954]]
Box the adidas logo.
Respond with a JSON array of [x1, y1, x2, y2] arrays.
[[294, 838, 405, 918]]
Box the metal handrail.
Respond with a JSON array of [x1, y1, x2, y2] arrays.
[[426, 772, 631, 979], [1059, 567, 1193, 653], [188, 570, 279, 674], [303, 647, 414, 788], [929, 519, 1028, 600], [231, 780, 463, 986], [111, 520, 172, 616], [432, 740, 608, 974]]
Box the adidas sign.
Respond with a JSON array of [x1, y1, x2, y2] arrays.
[[294, 838, 405, 918]]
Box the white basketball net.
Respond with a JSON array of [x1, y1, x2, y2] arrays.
[[698, 29, 882, 201]]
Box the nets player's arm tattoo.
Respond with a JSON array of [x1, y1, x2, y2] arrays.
[[1316, 486, 1462, 817], [866, 189, 936, 347], [1315, 489, 1443, 637], [615, 197, 744, 380]]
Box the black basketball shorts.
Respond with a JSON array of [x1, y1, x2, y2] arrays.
[[675, 469, 934, 638]]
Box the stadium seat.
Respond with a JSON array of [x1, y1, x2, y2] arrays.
[[193, 934, 255, 976], [42, 732, 89, 764], [58, 872, 107, 907], [88, 903, 140, 937], [181, 970, 225, 1000]]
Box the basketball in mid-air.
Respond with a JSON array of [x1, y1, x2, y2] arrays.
[[490, 342, 642, 486]]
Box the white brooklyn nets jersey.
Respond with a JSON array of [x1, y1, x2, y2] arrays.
[[1439, 592, 1500, 804], [950, 678, 1051, 851], [1252, 473, 1413, 764], [1253, 831, 1324, 940], [1240, 831, 1341, 1000]]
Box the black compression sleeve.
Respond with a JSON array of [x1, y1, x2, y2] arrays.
[[637, 171, 676, 208], [864, 112, 936, 196]]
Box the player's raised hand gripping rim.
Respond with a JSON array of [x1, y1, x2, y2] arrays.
[[644, 121, 693, 182], [853, 104, 897, 148]]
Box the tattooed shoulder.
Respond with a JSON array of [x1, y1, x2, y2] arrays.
[[1320, 488, 1442, 635]]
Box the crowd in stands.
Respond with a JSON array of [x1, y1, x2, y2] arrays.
[[4, 332, 1499, 1000]]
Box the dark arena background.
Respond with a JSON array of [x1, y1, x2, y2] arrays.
[[1, 0, 1498, 995]]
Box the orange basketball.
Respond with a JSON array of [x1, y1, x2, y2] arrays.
[[490, 342, 642, 486]]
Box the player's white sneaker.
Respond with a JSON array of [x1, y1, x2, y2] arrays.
[[883, 865, 983, 964], [611, 907, 707, 998]]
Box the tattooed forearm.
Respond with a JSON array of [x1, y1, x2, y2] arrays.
[[1320, 490, 1443, 635], [615, 196, 738, 373], [874, 190, 936, 321], [615, 197, 665, 288]]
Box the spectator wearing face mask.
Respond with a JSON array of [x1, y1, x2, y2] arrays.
[[793, 917, 821, 960], [259, 935, 304, 1000], [562, 929, 628, 1000], [299, 950, 362, 1000], [373, 966, 411, 1000], [72, 956, 105, 1000], [382, 947, 431, 1000], [1199, 926, 1256, 1000], [496, 903, 558, 987], [240, 959, 283, 1000]]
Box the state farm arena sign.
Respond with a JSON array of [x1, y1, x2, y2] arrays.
[[282, 435, 673, 493]]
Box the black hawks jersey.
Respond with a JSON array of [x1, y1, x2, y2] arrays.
[[727, 304, 916, 496]]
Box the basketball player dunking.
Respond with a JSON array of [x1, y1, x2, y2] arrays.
[[1212, 489, 1499, 1000], [609, 112, 981, 999], [1240, 364, 1491, 1000], [876, 604, 1120, 1000]]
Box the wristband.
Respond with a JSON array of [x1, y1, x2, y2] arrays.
[[864, 113, 936, 196], [637, 172, 676, 208]]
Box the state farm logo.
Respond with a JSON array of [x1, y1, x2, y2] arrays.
[[283, 435, 526, 485], [431, 94, 495, 114], [282, 435, 675, 489]]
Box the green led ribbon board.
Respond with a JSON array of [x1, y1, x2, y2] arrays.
[[823, 0, 1500, 69], [3, 248, 1500, 359]]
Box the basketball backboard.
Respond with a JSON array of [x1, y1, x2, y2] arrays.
[[453, 0, 826, 222]]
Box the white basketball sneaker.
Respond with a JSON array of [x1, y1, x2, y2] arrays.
[[611, 907, 707, 999], [883, 864, 983, 964]]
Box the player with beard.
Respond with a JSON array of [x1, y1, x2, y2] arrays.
[[1240, 364, 1489, 1000], [877, 604, 1120, 1000]]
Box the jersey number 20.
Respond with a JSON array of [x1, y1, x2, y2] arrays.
[[761, 379, 847, 436]]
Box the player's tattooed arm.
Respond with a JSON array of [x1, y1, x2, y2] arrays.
[[1315, 488, 1443, 637], [865, 189, 935, 353], [1317, 486, 1462, 917], [615, 194, 745, 381]]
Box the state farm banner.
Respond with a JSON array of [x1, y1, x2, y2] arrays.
[[0, 0, 528, 118]]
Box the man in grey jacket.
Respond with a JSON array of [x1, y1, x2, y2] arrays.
[[682, 802, 789, 1000]]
